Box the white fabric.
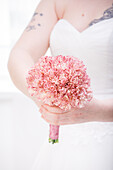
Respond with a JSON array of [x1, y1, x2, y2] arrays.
[[32, 18, 113, 170]]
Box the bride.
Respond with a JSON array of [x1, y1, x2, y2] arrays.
[[8, 0, 113, 169]]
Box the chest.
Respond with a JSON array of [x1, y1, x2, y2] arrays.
[[57, 0, 113, 33]]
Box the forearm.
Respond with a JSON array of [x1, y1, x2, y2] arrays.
[[7, 48, 39, 104], [98, 98, 113, 122]]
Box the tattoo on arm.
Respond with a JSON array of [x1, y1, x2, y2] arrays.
[[89, 3, 113, 26], [25, 12, 43, 32], [26, 25, 36, 32]]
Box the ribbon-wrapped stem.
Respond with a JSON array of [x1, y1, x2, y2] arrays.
[[49, 124, 59, 144]]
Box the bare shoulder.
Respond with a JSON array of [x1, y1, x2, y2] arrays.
[[55, 0, 69, 19]]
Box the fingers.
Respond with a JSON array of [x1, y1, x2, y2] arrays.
[[42, 104, 68, 114], [39, 106, 77, 125], [39, 106, 61, 125], [39, 105, 86, 125]]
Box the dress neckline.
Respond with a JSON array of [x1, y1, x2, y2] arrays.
[[58, 18, 113, 34]]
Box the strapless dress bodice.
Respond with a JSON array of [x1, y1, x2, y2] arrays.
[[49, 18, 113, 100]]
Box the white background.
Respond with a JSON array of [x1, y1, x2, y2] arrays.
[[0, 0, 51, 169], [0, 0, 51, 93]]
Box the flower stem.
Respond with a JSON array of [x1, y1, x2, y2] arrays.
[[49, 138, 59, 144]]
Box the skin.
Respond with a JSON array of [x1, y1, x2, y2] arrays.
[[39, 98, 113, 125], [8, 0, 113, 126], [26, 12, 43, 32], [25, 0, 113, 33], [59, 0, 113, 32]]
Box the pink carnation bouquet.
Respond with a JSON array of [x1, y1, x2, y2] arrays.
[[26, 55, 93, 144]]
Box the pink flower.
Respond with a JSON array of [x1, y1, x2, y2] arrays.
[[26, 55, 93, 144]]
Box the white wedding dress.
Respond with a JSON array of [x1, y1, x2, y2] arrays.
[[32, 18, 113, 170]]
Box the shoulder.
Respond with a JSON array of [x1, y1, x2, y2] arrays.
[[39, 0, 69, 20]]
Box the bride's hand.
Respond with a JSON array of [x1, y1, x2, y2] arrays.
[[39, 98, 104, 125]]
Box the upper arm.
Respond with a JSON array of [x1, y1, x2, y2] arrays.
[[12, 0, 58, 62]]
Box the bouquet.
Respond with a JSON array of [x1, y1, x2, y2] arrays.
[[26, 55, 93, 144]]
